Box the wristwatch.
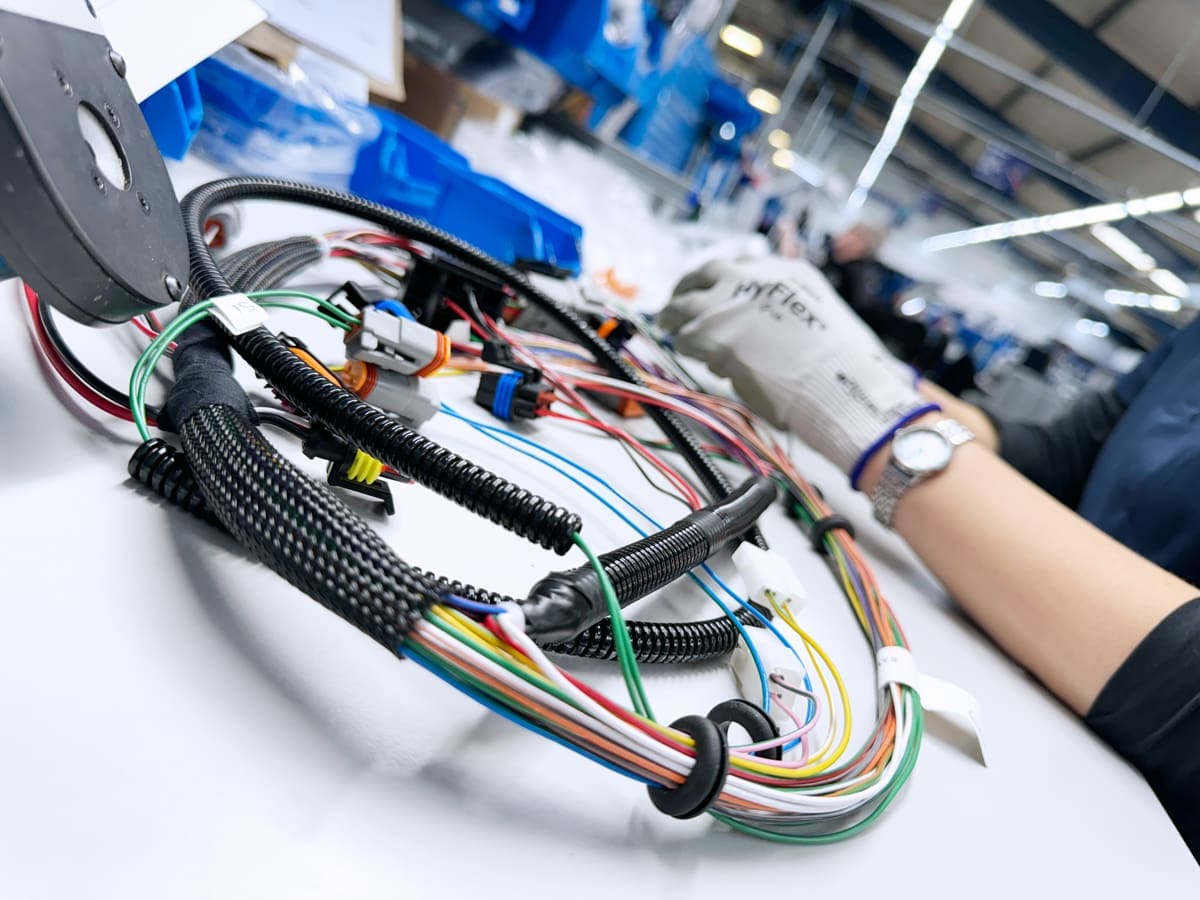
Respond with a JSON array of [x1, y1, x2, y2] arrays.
[[872, 419, 975, 527]]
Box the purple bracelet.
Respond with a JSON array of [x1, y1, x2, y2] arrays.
[[848, 403, 942, 491]]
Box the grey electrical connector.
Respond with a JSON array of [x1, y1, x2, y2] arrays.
[[346, 306, 450, 375], [339, 359, 440, 428]]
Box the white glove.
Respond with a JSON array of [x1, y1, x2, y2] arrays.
[[660, 258, 938, 486]]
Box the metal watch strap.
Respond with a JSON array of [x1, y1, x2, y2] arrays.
[[872, 419, 974, 528]]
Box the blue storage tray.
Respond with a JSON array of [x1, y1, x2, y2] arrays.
[[140, 68, 204, 160], [430, 166, 582, 274], [443, 0, 535, 31], [351, 108, 468, 214], [351, 108, 583, 275]]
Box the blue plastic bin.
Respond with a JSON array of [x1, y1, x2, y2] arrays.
[[350, 108, 583, 275], [140, 68, 204, 160], [443, 0, 535, 31], [431, 166, 583, 274], [351, 109, 468, 215]]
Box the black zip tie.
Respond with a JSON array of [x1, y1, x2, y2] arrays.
[[647, 715, 729, 819], [707, 699, 782, 761], [810, 514, 855, 555]]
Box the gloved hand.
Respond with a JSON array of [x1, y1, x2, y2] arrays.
[[660, 258, 938, 486]]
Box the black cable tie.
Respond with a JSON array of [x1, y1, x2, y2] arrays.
[[809, 514, 855, 555], [707, 699, 782, 761], [647, 715, 728, 819]]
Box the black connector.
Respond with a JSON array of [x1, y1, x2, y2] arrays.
[[475, 370, 554, 421], [302, 428, 396, 515], [480, 339, 540, 378], [586, 313, 636, 349]]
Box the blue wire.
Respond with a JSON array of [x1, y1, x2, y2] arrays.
[[440, 404, 784, 708], [404, 649, 654, 786], [441, 404, 820, 721], [441, 593, 508, 617], [438, 407, 817, 698]]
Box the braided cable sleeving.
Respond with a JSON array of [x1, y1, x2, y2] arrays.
[[179, 404, 435, 647]]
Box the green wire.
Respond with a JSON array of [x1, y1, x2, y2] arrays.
[[248, 289, 358, 327], [127, 291, 357, 442], [571, 531, 655, 720], [711, 691, 924, 843]]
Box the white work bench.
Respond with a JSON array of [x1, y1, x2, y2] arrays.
[[0, 158, 1195, 898]]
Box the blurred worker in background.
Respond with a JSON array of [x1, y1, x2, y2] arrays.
[[660, 256, 1200, 860], [820, 222, 890, 335]]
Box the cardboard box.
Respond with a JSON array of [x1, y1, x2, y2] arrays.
[[374, 54, 517, 139], [239, 1, 405, 102]]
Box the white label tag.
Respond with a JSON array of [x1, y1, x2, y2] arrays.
[[210, 294, 268, 335], [876, 645, 920, 691], [917, 673, 988, 767], [876, 646, 987, 766]]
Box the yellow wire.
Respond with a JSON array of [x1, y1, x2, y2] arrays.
[[729, 607, 856, 778]]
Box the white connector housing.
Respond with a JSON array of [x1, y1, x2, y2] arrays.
[[730, 639, 812, 726], [731, 544, 807, 612]]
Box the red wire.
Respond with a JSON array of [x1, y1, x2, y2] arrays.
[[540, 409, 703, 509], [565, 378, 766, 474], [129, 317, 159, 340], [23, 283, 148, 425], [442, 298, 494, 341]]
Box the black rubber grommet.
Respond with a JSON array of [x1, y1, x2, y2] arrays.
[[648, 714, 729, 819], [810, 514, 855, 555], [707, 698, 782, 761]]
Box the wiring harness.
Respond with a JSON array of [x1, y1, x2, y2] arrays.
[[24, 175, 929, 843]]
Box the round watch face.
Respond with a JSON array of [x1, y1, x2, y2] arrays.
[[892, 427, 953, 474]]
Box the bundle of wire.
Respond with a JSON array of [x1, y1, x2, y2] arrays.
[[21, 185, 923, 843]]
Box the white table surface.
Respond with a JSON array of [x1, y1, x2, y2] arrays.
[[0, 160, 1195, 898]]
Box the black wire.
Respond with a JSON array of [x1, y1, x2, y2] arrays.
[[614, 432, 694, 510], [39, 299, 162, 420], [256, 410, 311, 440]]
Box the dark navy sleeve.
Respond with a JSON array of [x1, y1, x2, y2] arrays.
[[1086, 598, 1200, 862], [1115, 331, 1178, 406], [995, 389, 1126, 507]]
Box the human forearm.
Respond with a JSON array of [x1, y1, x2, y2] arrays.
[[917, 380, 998, 450], [859, 417, 1195, 714]]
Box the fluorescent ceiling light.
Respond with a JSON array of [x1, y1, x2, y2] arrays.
[[1034, 281, 1068, 298], [772, 148, 795, 169], [747, 88, 780, 115], [1104, 289, 1182, 312], [1143, 192, 1184, 213], [1090, 224, 1157, 271], [1149, 268, 1191, 298], [925, 189, 1193, 252], [850, 0, 979, 207], [720, 24, 764, 58], [1075, 318, 1110, 338], [768, 129, 791, 150]]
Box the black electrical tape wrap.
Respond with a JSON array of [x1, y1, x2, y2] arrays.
[[121, 452, 764, 665], [647, 715, 729, 819], [522, 477, 777, 642], [706, 699, 783, 762], [809, 514, 855, 555], [178, 176, 767, 551], [179, 403, 435, 647]]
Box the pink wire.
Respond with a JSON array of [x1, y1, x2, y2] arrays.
[[732, 690, 822, 758]]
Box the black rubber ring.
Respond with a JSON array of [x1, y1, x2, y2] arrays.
[[707, 698, 782, 761], [810, 513, 855, 555], [647, 714, 729, 819]]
